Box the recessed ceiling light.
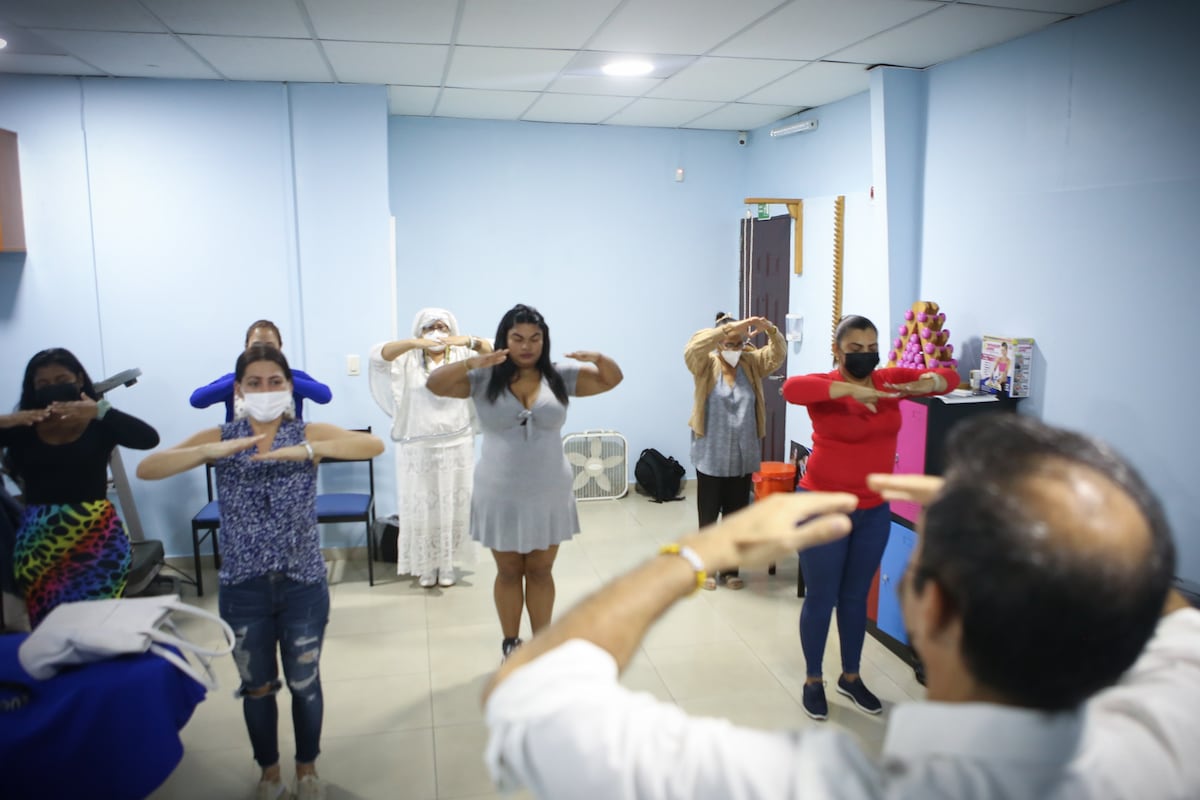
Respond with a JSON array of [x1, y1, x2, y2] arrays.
[[602, 59, 653, 77], [0, 38, 8, 50]]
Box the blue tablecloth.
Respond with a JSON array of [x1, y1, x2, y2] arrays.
[[0, 632, 206, 799]]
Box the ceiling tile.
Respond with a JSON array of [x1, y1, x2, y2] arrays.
[[956, 0, 1119, 13], [445, 46, 574, 92], [457, 0, 623, 48], [714, 0, 941, 60], [143, 0, 311, 38], [30, 29, 219, 79], [522, 92, 632, 124], [388, 85, 439, 115], [181, 35, 332, 83], [0, 0, 163, 32], [435, 87, 538, 120], [0, 52, 104, 76], [323, 41, 447, 85], [683, 102, 801, 131], [590, 0, 790, 55], [743, 60, 871, 107], [834, 4, 1067, 68], [303, 0, 456, 44], [548, 73, 662, 97], [648, 56, 804, 102], [606, 98, 725, 127]]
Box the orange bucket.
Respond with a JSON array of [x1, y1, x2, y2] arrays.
[[752, 461, 796, 501]]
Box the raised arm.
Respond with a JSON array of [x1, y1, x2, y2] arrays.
[[752, 319, 787, 373], [484, 491, 855, 701], [248, 422, 384, 463], [189, 373, 234, 410], [564, 352, 623, 397], [291, 369, 332, 405], [427, 350, 508, 399], [136, 427, 260, 480]]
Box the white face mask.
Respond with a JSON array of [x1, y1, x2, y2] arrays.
[[241, 390, 292, 423], [721, 350, 742, 367], [424, 329, 449, 353]]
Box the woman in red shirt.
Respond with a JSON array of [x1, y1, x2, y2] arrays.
[[782, 315, 957, 721]]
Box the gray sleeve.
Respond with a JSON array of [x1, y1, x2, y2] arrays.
[[557, 363, 582, 396]]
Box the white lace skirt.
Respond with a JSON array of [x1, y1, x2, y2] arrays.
[[394, 434, 476, 576]]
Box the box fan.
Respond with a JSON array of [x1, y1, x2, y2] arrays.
[[562, 430, 628, 500]]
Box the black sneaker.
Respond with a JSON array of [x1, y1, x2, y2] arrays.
[[501, 637, 523, 662], [801, 682, 828, 721], [836, 675, 883, 715]]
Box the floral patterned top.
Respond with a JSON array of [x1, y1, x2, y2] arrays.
[[215, 418, 323, 586]]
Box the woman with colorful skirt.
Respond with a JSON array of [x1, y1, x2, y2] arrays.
[[0, 348, 160, 627]]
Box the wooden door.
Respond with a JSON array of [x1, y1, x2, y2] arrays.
[[740, 215, 790, 463]]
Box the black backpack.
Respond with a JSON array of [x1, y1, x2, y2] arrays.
[[634, 448, 686, 503]]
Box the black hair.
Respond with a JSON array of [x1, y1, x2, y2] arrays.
[[915, 415, 1174, 711], [244, 319, 282, 348], [18, 348, 97, 410], [485, 304, 568, 407], [6, 348, 98, 485], [235, 343, 293, 383], [834, 315, 877, 347], [715, 311, 735, 326]]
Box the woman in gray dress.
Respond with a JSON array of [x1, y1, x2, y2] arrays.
[[427, 304, 622, 659]]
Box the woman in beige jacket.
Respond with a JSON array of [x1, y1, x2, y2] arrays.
[[684, 312, 786, 589]]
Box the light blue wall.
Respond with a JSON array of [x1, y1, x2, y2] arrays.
[[388, 116, 747, 492], [0, 76, 392, 557], [918, 0, 1200, 578]]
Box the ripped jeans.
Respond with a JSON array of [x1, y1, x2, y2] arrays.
[[219, 572, 330, 767]]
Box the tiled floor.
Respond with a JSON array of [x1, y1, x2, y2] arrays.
[[151, 489, 925, 799]]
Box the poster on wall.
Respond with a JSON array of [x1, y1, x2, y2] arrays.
[[980, 335, 1034, 398]]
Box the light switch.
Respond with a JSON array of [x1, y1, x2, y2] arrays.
[[347, 354, 360, 376]]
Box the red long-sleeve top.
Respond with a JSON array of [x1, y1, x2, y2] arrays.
[[782, 367, 959, 507]]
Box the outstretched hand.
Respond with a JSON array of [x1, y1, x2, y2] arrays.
[[867, 473, 945, 506], [468, 349, 509, 370], [678, 491, 857, 574], [845, 383, 901, 413], [47, 393, 99, 424], [883, 373, 947, 396], [201, 435, 264, 462], [564, 351, 601, 363], [0, 408, 51, 428]]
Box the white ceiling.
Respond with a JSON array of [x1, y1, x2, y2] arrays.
[[0, 0, 1122, 131]]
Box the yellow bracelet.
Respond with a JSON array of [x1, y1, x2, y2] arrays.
[[659, 544, 707, 594]]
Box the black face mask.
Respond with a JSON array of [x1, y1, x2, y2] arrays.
[[842, 351, 879, 379], [34, 382, 81, 408]]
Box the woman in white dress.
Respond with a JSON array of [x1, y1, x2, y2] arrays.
[[370, 308, 493, 588]]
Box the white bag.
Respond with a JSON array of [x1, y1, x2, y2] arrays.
[[17, 594, 235, 691]]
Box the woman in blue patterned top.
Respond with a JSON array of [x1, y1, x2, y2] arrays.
[[138, 344, 383, 800]]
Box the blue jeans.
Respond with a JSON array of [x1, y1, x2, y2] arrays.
[[797, 500, 891, 678], [219, 573, 330, 767]]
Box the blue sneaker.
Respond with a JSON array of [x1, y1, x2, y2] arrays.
[[801, 682, 828, 721], [836, 675, 883, 715]]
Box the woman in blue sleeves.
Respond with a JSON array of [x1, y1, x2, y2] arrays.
[[190, 319, 331, 421]]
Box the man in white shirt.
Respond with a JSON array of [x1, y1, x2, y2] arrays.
[[482, 415, 1200, 799]]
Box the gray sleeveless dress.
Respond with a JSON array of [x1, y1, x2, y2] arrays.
[[467, 364, 581, 553]]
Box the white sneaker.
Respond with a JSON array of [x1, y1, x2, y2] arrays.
[[419, 569, 438, 588], [438, 568, 456, 587], [294, 774, 326, 800], [254, 778, 291, 800]]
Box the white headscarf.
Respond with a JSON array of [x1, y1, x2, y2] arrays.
[[411, 307, 459, 338]]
